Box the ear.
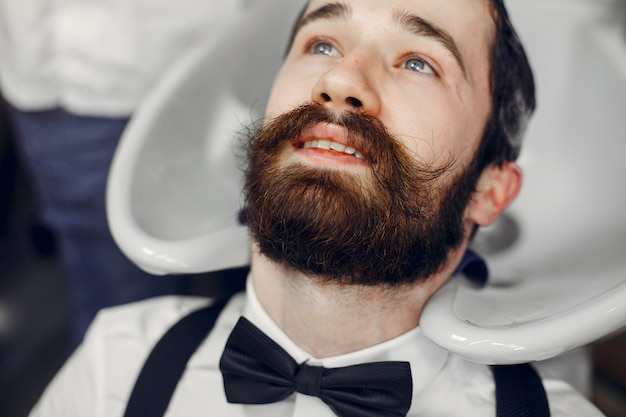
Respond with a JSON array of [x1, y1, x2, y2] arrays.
[[466, 161, 522, 226]]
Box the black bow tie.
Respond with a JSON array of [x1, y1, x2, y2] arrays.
[[219, 317, 413, 417]]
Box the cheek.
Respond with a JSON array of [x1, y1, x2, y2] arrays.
[[385, 102, 456, 163], [264, 66, 315, 119], [264, 80, 292, 119], [388, 94, 485, 166]]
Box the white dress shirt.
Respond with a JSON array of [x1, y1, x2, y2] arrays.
[[29, 278, 605, 417], [0, 0, 249, 116]]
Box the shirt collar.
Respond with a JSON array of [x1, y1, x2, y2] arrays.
[[242, 277, 450, 396]]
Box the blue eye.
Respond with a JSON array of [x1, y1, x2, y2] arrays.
[[404, 58, 435, 75], [312, 42, 340, 57]]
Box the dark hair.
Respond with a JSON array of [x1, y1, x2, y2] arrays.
[[477, 0, 536, 168]]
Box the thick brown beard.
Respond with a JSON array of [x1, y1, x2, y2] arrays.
[[241, 103, 482, 286]]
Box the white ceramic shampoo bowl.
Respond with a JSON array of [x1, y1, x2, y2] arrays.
[[107, 0, 307, 275], [421, 0, 626, 364]]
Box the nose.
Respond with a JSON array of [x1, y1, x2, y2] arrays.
[[311, 56, 381, 115]]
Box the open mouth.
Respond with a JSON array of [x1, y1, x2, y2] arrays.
[[301, 139, 366, 160], [294, 123, 369, 163]]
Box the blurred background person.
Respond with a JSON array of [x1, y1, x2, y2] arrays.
[[0, 0, 254, 348]]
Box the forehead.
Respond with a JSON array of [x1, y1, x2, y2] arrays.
[[302, 0, 494, 32]]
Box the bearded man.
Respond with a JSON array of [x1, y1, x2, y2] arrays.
[[28, 0, 605, 416]]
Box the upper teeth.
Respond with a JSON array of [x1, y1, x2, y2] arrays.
[[303, 140, 365, 160]]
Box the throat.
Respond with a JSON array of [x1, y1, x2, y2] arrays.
[[251, 251, 428, 358]]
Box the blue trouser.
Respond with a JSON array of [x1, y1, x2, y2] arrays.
[[5, 103, 189, 345]]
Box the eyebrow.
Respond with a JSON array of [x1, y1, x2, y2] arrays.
[[293, 2, 352, 35], [395, 11, 467, 78]]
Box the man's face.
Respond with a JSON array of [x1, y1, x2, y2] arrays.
[[266, 0, 495, 172], [243, 0, 497, 285]]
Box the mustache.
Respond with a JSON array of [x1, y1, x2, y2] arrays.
[[249, 102, 398, 165]]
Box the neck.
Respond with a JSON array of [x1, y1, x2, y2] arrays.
[[250, 244, 464, 358]]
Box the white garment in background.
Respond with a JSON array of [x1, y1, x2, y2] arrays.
[[29, 278, 605, 417], [0, 0, 251, 116]]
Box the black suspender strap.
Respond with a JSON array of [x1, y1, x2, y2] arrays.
[[123, 300, 227, 417], [123, 300, 551, 417], [491, 364, 551, 417]]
